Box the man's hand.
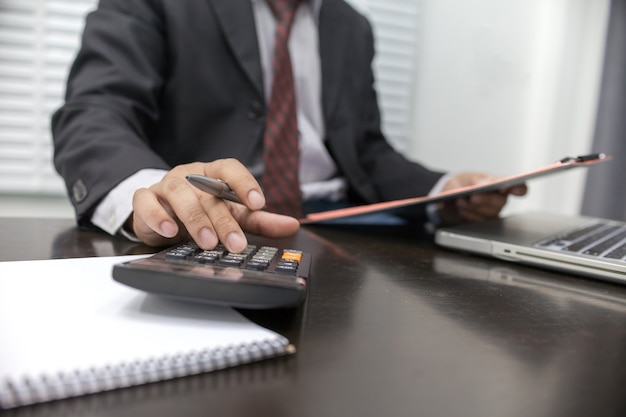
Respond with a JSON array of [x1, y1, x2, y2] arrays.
[[437, 172, 527, 226], [128, 159, 300, 252]]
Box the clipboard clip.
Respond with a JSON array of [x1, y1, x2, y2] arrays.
[[559, 153, 606, 164]]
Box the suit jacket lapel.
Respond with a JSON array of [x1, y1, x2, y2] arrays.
[[319, 0, 346, 124], [209, 0, 345, 123], [208, 0, 264, 98]]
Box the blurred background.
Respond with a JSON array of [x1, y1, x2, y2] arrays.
[[0, 0, 623, 221]]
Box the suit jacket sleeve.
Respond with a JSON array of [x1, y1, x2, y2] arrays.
[[320, 2, 445, 210], [54, 0, 282, 225], [51, 0, 172, 223]]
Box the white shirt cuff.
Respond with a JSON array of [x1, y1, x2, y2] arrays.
[[91, 169, 168, 236]]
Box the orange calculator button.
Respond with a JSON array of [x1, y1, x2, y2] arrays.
[[281, 250, 302, 263]]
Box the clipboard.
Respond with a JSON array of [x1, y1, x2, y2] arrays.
[[300, 153, 611, 224]]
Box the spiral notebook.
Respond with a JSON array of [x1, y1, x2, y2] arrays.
[[0, 255, 295, 409]]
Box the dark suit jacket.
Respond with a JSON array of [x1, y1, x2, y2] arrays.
[[52, 0, 444, 224]]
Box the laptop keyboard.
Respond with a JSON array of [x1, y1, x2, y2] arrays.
[[536, 222, 626, 262]]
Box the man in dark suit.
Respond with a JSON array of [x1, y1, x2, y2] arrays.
[[52, 0, 525, 252]]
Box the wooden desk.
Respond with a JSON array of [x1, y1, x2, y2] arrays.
[[2, 218, 626, 417]]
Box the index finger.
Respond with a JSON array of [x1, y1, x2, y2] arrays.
[[201, 159, 266, 211]]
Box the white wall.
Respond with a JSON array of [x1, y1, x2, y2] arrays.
[[408, 0, 610, 216]]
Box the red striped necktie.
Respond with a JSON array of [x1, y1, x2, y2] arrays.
[[262, 0, 303, 218]]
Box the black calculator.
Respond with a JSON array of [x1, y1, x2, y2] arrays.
[[112, 241, 311, 309]]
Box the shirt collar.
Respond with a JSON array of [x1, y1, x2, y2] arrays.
[[251, 0, 323, 18]]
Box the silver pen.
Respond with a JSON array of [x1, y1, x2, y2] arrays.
[[186, 174, 243, 204]]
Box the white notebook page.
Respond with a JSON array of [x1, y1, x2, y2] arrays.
[[0, 255, 290, 408]]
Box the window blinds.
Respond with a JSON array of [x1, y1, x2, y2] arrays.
[[0, 0, 420, 196], [350, 0, 421, 154], [0, 0, 96, 195]]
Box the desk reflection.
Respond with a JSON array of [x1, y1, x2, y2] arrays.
[[51, 225, 155, 259], [425, 252, 626, 416]]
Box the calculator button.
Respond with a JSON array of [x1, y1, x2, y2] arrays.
[[275, 258, 299, 274], [245, 260, 270, 271], [219, 255, 245, 267], [275, 264, 298, 275], [281, 250, 302, 263], [193, 252, 220, 264], [165, 251, 189, 261]]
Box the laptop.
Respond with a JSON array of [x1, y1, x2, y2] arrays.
[[434, 212, 626, 284]]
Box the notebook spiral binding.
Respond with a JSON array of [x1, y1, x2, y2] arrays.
[[1, 351, 296, 417], [0, 337, 293, 410]]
